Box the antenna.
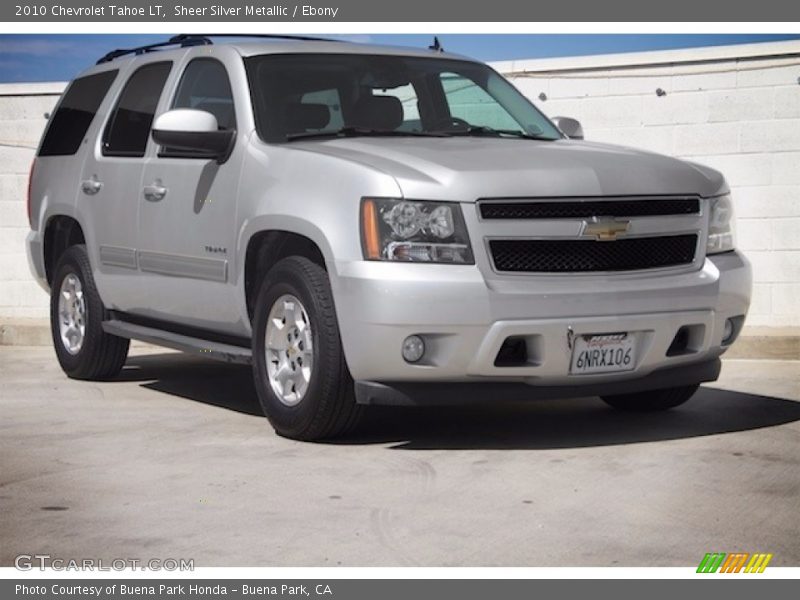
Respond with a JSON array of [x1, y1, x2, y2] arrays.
[[428, 37, 444, 52]]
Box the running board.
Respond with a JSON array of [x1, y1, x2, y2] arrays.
[[102, 319, 252, 364]]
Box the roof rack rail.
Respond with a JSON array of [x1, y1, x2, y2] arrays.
[[96, 36, 211, 64], [170, 33, 344, 44], [96, 33, 343, 65]]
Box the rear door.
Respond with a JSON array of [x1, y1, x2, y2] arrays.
[[33, 68, 118, 271], [136, 57, 243, 331], [78, 60, 173, 311]]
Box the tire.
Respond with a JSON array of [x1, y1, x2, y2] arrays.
[[50, 244, 129, 380], [252, 256, 363, 441], [601, 385, 699, 412]]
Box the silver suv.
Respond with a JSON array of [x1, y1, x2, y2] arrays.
[[26, 35, 752, 440]]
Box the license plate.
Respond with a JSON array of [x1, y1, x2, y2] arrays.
[[570, 332, 635, 375]]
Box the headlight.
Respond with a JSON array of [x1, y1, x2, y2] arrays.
[[707, 193, 737, 254], [361, 198, 474, 263]]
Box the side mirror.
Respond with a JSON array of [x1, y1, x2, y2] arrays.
[[552, 116, 584, 140], [152, 109, 234, 162]]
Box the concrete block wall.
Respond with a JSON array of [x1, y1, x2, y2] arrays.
[[0, 83, 63, 319], [497, 40, 800, 327], [0, 41, 798, 330]]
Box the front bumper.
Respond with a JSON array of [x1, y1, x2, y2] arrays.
[[355, 358, 721, 405], [332, 251, 751, 391]]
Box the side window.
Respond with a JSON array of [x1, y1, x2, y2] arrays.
[[171, 58, 236, 130], [373, 84, 421, 131], [440, 72, 519, 130], [103, 61, 172, 157], [38, 70, 118, 157]]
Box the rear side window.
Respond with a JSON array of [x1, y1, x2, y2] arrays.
[[38, 70, 118, 157], [103, 61, 172, 157]]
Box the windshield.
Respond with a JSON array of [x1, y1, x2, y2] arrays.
[[245, 53, 563, 143]]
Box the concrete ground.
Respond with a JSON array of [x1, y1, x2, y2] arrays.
[[1, 346, 798, 567]]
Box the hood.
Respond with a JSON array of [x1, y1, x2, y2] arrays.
[[290, 137, 727, 201]]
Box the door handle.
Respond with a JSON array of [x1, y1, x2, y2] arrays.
[[81, 178, 103, 195], [143, 183, 168, 202]]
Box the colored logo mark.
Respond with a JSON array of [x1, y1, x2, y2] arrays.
[[697, 552, 773, 573]]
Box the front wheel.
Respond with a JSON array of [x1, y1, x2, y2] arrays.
[[601, 385, 699, 412], [251, 256, 363, 441]]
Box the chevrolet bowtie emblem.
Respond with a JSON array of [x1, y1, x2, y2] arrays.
[[581, 218, 631, 241]]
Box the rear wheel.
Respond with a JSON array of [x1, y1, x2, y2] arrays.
[[50, 244, 129, 380], [601, 385, 699, 412], [252, 256, 363, 440]]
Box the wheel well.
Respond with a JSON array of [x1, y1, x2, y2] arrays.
[[44, 216, 85, 284], [244, 231, 326, 321]]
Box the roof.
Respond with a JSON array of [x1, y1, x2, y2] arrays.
[[229, 40, 470, 61], [95, 35, 474, 65]]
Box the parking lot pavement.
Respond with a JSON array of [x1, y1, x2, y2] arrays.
[[1, 345, 798, 567]]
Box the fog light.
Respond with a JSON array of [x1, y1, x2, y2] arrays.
[[722, 319, 735, 344], [402, 335, 425, 363]]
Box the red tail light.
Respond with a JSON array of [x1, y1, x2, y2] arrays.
[[27, 158, 36, 228]]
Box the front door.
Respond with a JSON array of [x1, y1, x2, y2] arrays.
[[136, 57, 243, 332]]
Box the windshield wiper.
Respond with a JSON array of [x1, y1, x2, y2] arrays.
[[286, 127, 451, 141], [448, 125, 555, 141]]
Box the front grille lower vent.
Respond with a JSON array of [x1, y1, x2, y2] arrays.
[[489, 234, 698, 273], [480, 198, 699, 220]]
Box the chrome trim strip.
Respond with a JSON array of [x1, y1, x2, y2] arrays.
[[137, 250, 227, 283], [99, 245, 137, 269]]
